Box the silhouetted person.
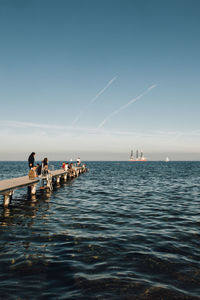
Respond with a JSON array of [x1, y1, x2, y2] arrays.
[[28, 152, 35, 169]]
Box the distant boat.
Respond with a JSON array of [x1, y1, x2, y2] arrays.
[[129, 149, 147, 161], [165, 157, 170, 162]]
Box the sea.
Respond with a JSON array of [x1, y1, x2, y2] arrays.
[[0, 161, 200, 300]]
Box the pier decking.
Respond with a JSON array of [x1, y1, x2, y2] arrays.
[[0, 166, 86, 207]]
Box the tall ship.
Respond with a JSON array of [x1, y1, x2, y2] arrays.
[[129, 149, 147, 161]]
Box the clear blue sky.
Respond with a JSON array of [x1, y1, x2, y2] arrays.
[[0, 0, 200, 160]]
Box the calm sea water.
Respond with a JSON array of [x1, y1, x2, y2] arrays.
[[0, 161, 200, 299]]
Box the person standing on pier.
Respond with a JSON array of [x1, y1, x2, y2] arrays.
[[28, 152, 36, 169], [77, 157, 81, 166]]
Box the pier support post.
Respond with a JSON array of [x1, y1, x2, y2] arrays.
[[30, 183, 37, 195], [56, 176, 61, 185], [46, 175, 53, 191], [3, 191, 13, 207], [63, 174, 67, 182], [3, 194, 10, 207]]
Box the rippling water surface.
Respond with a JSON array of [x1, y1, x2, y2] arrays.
[[0, 161, 200, 299]]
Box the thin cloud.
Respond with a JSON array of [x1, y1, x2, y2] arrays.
[[1, 120, 200, 140], [0, 120, 69, 130], [71, 75, 118, 126], [0, 120, 151, 137], [98, 84, 157, 128]]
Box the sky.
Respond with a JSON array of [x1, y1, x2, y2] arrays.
[[0, 0, 200, 161]]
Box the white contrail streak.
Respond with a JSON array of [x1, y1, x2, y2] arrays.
[[97, 84, 157, 129], [71, 75, 118, 125], [90, 75, 118, 104]]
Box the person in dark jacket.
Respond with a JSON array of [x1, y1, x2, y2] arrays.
[[28, 152, 35, 169]]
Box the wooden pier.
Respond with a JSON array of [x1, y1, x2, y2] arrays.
[[0, 166, 87, 207]]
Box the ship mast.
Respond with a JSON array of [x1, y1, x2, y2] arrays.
[[130, 150, 134, 159], [136, 149, 139, 160]]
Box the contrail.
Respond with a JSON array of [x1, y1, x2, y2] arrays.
[[90, 75, 118, 104], [72, 75, 118, 126], [97, 84, 157, 129]]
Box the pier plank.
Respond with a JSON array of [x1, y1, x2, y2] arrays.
[[0, 176, 39, 194], [50, 169, 68, 177]]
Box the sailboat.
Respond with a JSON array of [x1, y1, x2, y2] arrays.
[[165, 157, 170, 162]]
